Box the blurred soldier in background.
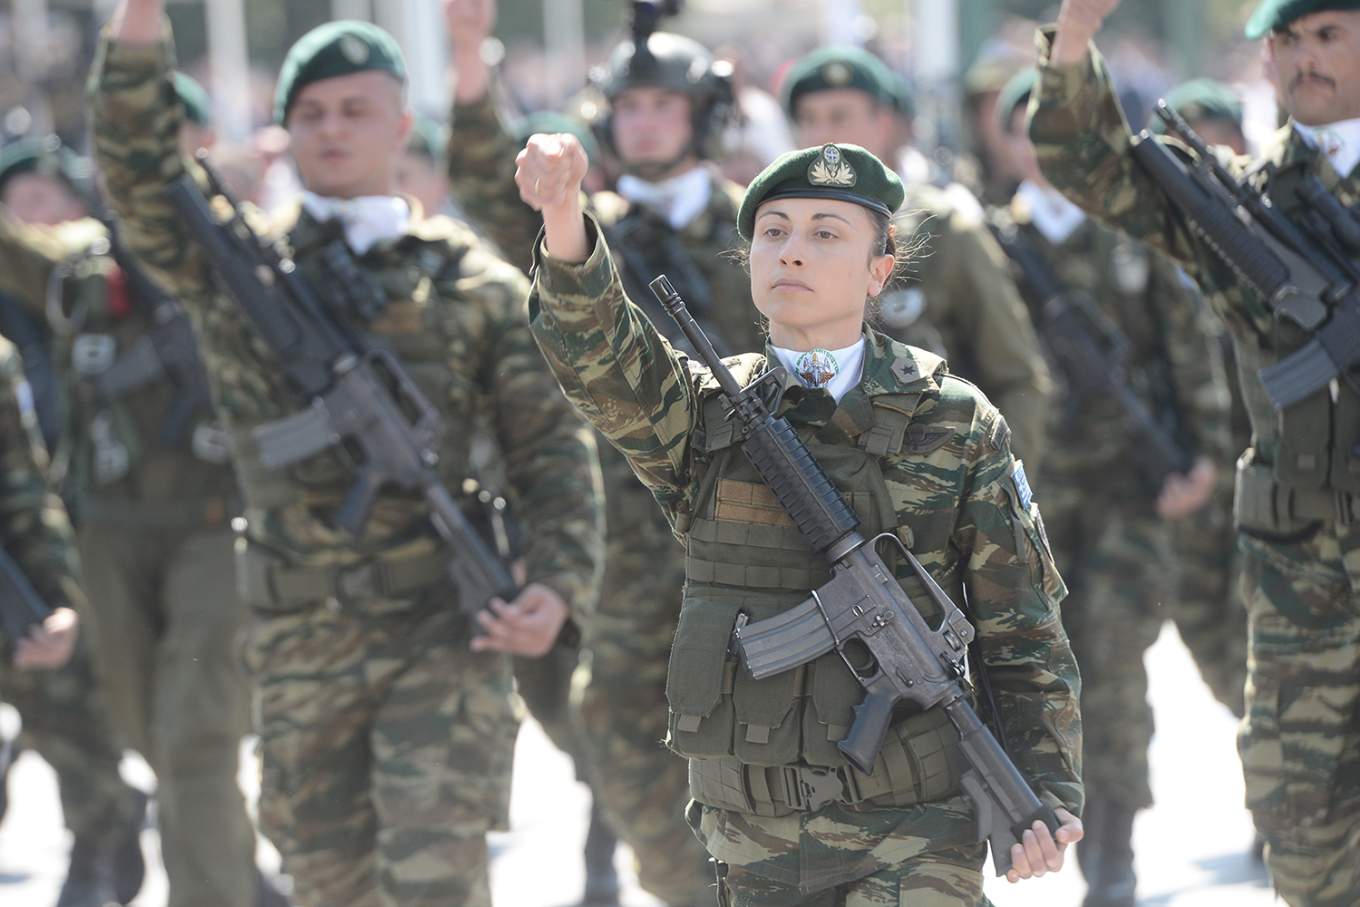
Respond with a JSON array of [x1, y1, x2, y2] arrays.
[[91, 4, 603, 907], [0, 335, 145, 907], [447, 1, 755, 904], [781, 44, 1054, 471], [996, 69, 1232, 907], [0, 102, 281, 904]]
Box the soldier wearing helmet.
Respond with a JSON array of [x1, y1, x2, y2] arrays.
[[445, 2, 762, 905]]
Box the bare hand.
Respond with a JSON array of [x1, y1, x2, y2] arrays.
[[109, 0, 168, 46], [1051, 0, 1122, 66], [1156, 455, 1218, 520], [470, 582, 569, 657], [445, 0, 496, 53], [1005, 807, 1083, 883], [13, 607, 79, 671], [517, 133, 591, 260]]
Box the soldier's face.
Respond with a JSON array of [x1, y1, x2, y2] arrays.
[[0, 173, 87, 227], [793, 90, 897, 163], [1268, 11, 1360, 125], [610, 88, 696, 175], [287, 70, 414, 199], [749, 197, 893, 350]]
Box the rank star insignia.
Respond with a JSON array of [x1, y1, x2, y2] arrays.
[[808, 144, 856, 188], [796, 349, 839, 388], [340, 35, 370, 64]]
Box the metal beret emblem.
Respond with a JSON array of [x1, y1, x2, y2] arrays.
[[340, 35, 371, 65], [822, 61, 853, 87], [807, 143, 857, 187]]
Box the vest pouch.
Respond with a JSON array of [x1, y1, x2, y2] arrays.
[[731, 653, 805, 765], [1272, 382, 1330, 490], [1334, 382, 1360, 494], [666, 600, 743, 758]]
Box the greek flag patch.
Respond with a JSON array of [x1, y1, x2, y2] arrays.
[[1011, 460, 1033, 510]]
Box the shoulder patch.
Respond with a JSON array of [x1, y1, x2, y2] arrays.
[[1011, 460, 1033, 510], [987, 414, 1012, 453], [902, 423, 952, 455]]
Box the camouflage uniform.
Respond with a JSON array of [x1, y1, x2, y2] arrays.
[[881, 184, 1054, 469], [0, 337, 138, 883], [526, 216, 1082, 905], [994, 194, 1231, 871], [450, 91, 761, 905], [1030, 32, 1360, 906], [89, 30, 603, 907]]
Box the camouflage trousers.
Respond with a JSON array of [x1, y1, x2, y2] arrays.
[[78, 523, 256, 907], [575, 538, 715, 906], [691, 799, 992, 906], [1042, 481, 1175, 811], [242, 597, 517, 907], [0, 630, 136, 844], [1237, 525, 1360, 907]]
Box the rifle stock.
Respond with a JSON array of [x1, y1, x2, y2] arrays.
[[649, 275, 1059, 875]]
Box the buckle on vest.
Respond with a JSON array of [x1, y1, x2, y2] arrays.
[[781, 765, 853, 811]]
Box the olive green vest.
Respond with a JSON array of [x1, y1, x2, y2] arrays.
[[666, 372, 970, 787]]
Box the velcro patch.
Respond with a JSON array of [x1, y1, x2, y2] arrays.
[[714, 480, 794, 528]]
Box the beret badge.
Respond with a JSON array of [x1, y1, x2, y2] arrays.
[[340, 35, 370, 65], [808, 144, 857, 188]]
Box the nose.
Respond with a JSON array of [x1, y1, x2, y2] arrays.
[[778, 231, 806, 267]]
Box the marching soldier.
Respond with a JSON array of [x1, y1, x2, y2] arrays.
[[1031, 0, 1360, 903], [90, 5, 603, 907]]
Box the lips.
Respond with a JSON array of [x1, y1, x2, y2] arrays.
[[773, 278, 812, 291]]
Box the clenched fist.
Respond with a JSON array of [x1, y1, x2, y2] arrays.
[[517, 133, 592, 260], [1052, 0, 1123, 66]]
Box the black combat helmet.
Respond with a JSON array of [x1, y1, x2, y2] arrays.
[[588, 16, 735, 167]]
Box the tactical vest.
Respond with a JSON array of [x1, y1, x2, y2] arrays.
[[1231, 162, 1360, 534], [668, 374, 973, 812]]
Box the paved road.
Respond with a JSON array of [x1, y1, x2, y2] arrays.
[[0, 622, 1273, 906]]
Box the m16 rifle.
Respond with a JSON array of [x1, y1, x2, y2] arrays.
[[164, 154, 517, 625], [1130, 101, 1360, 411], [649, 274, 1060, 876], [986, 218, 1192, 488]]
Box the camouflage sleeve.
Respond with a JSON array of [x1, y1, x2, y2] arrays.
[[448, 90, 542, 274], [527, 215, 702, 529], [0, 215, 69, 311], [88, 29, 213, 301], [455, 243, 604, 613], [946, 393, 1081, 813], [1027, 29, 1264, 331], [0, 343, 83, 614], [925, 212, 1053, 469], [1149, 256, 1233, 463]]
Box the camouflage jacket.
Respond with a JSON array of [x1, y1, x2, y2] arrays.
[[88, 34, 603, 615], [993, 194, 1231, 494], [1030, 32, 1360, 527], [884, 182, 1054, 469], [0, 214, 235, 524], [528, 217, 1082, 824], [0, 338, 84, 617]]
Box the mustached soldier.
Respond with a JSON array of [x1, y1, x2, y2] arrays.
[[90, 3, 604, 906], [1032, 0, 1360, 902], [446, 2, 759, 904]]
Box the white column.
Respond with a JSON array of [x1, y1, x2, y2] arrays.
[[912, 0, 961, 156], [376, 0, 448, 118], [205, 0, 252, 140], [543, 0, 585, 108], [10, 0, 53, 134], [331, 0, 371, 21]]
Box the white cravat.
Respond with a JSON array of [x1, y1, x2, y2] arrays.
[[1294, 118, 1360, 180], [1017, 179, 1087, 245], [771, 339, 866, 404], [301, 190, 411, 254], [615, 168, 713, 232]]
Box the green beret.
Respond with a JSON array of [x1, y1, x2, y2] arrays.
[[995, 67, 1038, 134], [0, 135, 94, 201], [1158, 78, 1243, 131], [1245, 0, 1360, 38], [514, 111, 602, 170], [274, 20, 406, 124], [174, 72, 213, 128], [737, 143, 904, 241], [781, 46, 898, 120], [405, 112, 446, 161]]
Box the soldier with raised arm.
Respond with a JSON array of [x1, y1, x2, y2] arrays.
[[1029, 1, 1360, 904], [89, 3, 604, 906]]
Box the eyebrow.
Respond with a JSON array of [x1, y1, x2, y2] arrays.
[[755, 210, 855, 225]]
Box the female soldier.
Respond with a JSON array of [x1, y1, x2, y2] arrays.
[[507, 137, 1084, 904]]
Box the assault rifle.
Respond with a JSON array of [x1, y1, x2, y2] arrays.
[[1130, 102, 1360, 411], [649, 275, 1060, 876], [164, 154, 517, 623], [90, 216, 214, 446], [0, 546, 53, 651], [986, 219, 1192, 486]]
